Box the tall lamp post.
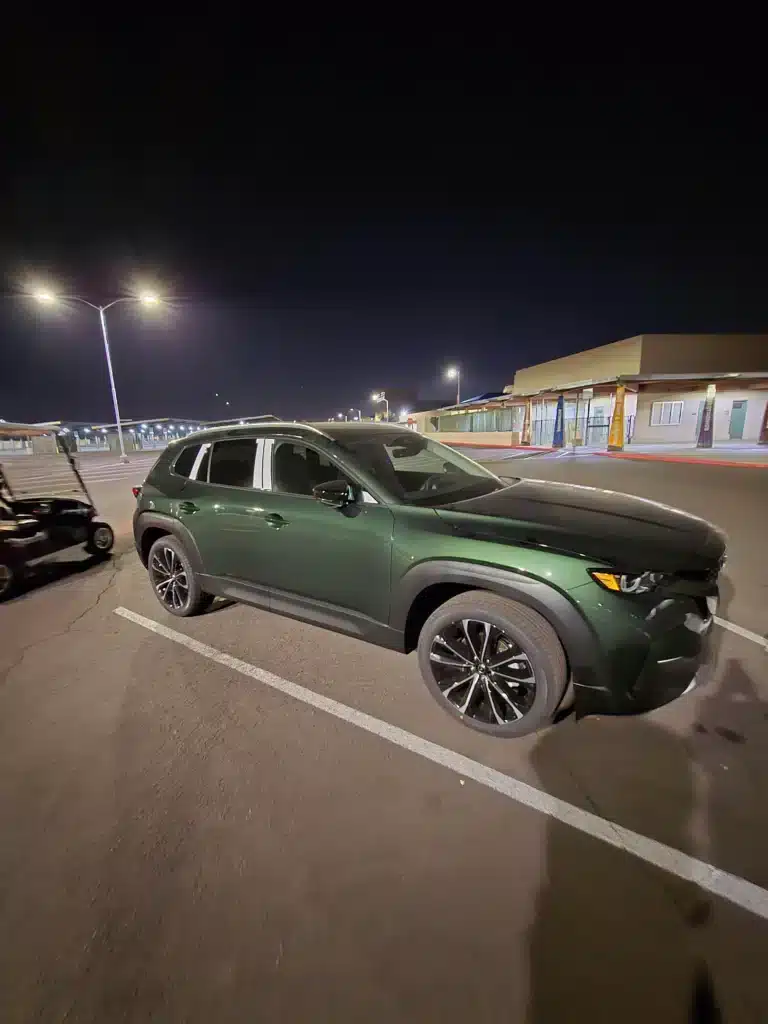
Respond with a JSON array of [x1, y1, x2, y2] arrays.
[[33, 291, 159, 462], [371, 391, 389, 421], [445, 365, 461, 405]]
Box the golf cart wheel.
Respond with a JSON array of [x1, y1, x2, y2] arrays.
[[417, 591, 568, 738], [147, 535, 213, 617], [85, 521, 115, 556], [0, 561, 19, 602]]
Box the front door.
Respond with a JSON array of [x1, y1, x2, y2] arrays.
[[729, 400, 748, 439], [252, 437, 394, 625]]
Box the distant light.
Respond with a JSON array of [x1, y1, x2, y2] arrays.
[[337, 413, 344, 419], [84, 427, 91, 433], [141, 423, 148, 429], [239, 420, 245, 425], [34, 290, 56, 303], [445, 366, 458, 379], [139, 292, 159, 305], [371, 392, 381, 401], [155, 424, 162, 430], [101, 428, 107, 434], [215, 393, 219, 397], [400, 408, 410, 419], [225, 401, 230, 406]]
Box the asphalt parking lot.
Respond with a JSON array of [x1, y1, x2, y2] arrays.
[[1, 451, 766, 1022]]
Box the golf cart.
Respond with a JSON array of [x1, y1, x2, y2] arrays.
[[0, 423, 115, 600]]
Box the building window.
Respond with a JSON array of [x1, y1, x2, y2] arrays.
[[649, 400, 683, 427]]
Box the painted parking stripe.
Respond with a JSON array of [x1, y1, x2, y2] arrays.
[[114, 605, 768, 922], [714, 616, 767, 650]]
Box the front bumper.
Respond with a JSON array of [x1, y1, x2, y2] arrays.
[[572, 587, 718, 719]]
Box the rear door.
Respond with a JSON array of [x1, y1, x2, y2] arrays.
[[174, 437, 264, 578]]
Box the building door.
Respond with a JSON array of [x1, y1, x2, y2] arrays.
[[729, 400, 747, 439]]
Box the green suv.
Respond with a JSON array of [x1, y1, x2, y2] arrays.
[[134, 422, 725, 738]]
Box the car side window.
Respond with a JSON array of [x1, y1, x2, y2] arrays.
[[271, 440, 352, 497], [172, 443, 201, 478], [207, 438, 258, 488]]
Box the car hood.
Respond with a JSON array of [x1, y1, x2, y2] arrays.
[[438, 478, 726, 573]]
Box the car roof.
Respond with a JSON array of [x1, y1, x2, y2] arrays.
[[172, 421, 416, 446]]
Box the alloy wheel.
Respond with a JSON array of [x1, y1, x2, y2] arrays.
[[0, 564, 12, 598], [428, 618, 537, 726], [150, 545, 190, 611]]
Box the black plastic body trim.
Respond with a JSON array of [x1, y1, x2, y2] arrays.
[[393, 559, 604, 698], [198, 573, 404, 651], [133, 510, 204, 572]]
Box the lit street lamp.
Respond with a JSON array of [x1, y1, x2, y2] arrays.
[[32, 291, 160, 462], [445, 365, 461, 405], [371, 391, 389, 420]]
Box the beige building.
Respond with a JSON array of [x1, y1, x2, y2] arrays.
[[413, 334, 768, 447]]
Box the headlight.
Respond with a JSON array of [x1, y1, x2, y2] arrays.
[[589, 570, 666, 594]]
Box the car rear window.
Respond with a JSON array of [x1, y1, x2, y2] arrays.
[[172, 444, 201, 478]]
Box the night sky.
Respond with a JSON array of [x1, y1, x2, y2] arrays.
[[4, 26, 767, 424]]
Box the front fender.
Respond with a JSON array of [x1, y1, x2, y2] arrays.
[[392, 559, 605, 699]]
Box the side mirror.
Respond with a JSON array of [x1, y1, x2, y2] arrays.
[[312, 478, 353, 508]]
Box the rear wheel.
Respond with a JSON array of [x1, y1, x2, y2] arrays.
[[85, 521, 115, 556], [147, 535, 212, 617], [417, 591, 568, 737], [0, 560, 19, 601]]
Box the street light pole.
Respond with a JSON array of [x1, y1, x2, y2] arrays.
[[371, 392, 389, 420], [445, 366, 461, 405], [33, 291, 159, 463], [97, 305, 128, 462]]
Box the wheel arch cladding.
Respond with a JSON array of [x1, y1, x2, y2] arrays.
[[135, 513, 203, 572], [396, 559, 602, 687]]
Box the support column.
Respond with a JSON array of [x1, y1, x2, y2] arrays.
[[697, 383, 716, 448], [552, 396, 565, 448], [607, 384, 626, 451], [758, 398, 768, 445], [520, 400, 532, 445]]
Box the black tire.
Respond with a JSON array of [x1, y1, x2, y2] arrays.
[[417, 590, 568, 738], [147, 535, 213, 617], [85, 521, 115, 556], [0, 560, 19, 602]]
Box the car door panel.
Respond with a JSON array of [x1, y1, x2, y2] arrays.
[[253, 437, 395, 624], [173, 437, 265, 578]]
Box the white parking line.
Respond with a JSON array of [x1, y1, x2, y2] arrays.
[[114, 605, 768, 922], [714, 616, 767, 650]]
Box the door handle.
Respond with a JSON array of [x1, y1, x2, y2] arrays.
[[178, 500, 199, 514], [264, 513, 288, 529]]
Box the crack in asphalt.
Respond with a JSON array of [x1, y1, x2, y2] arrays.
[[0, 553, 127, 688]]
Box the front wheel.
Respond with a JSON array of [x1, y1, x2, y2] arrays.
[[417, 591, 568, 737], [147, 535, 212, 617]]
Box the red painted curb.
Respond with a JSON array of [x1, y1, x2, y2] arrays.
[[448, 442, 554, 451], [597, 452, 768, 469]]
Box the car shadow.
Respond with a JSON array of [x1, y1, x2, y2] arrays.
[[3, 552, 114, 603], [199, 596, 237, 616], [525, 656, 768, 1023]]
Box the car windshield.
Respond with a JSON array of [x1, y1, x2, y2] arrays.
[[334, 431, 508, 505]]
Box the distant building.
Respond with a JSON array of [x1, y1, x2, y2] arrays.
[[410, 335, 768, 448]]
